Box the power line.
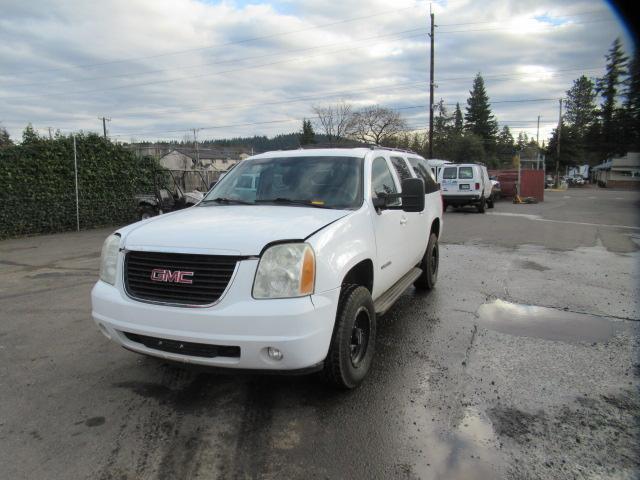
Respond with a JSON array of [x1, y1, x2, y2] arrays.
[[436, 8, 608, 27], [438, 17, 614, 34], [4, 26, 429, 90], [0, 31, 429, 101], [11, 4, 424, 77]]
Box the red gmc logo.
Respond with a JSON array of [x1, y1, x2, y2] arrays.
[[150, 269, 194, 284]]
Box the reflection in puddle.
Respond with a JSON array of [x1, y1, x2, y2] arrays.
[[409, 405, 502, 480], [477, 299, 613, 343]]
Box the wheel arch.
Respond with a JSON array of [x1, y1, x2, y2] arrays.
[[340, 259, 374, 293], [430, 217, 440, 238]]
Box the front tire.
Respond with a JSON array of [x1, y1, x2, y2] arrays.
[[324, 285, 376, 389], [139, 206, 156, 220], [414, 232, 439, 290], [487, 195, 495, 209]]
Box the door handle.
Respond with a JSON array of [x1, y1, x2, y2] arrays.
[[400, 217, 407, 225]]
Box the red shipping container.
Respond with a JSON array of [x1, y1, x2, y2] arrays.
[[520, 170, 544, 201]]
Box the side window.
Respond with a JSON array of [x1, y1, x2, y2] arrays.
[[371, 157, 399, 205], [408, 158, 440, 194], [390, 156, 412, 181]]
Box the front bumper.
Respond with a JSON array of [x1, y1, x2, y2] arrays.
[[91, 258, 340, 370]]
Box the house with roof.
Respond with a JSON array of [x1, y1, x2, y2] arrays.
[[593, 152, 640, 188]]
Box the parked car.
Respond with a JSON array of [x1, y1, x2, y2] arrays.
[[568, 175, 585, 187], [438, 163, 493, 212], [135, 169, 208, 220], [545, 175, 555, 189], [92, 147, 443, 389], [489, 175, 501, 201]]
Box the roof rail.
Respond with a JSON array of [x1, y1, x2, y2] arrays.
[[274, 142, 421, 155]]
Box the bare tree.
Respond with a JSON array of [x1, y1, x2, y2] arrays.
[[349, 105, 407, 145], [312, 101, 354, 142]]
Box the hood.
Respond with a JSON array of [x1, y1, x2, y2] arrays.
[[121, 205, 350, 256]]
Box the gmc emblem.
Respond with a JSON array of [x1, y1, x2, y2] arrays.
[[150, 269, 194, 284]]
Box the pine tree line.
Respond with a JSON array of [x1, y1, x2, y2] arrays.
[[546, 38, 639, 169]]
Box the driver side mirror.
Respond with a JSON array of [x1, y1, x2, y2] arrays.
[[399, 177, 425, 212], [373, 178, 425, 212]]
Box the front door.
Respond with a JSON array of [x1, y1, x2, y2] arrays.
[[369, 156, 406, 298]]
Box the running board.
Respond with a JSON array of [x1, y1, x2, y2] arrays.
[[374, 267, 422, 315]]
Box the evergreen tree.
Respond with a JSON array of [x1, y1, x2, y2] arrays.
[[596, 38, 628, 157], [565, 75, 597, 139], [298, 119, 316, 145], [453, 102, 463, 133], [563, 75, 598, 163], [464, 73, 498, 148], [496, 125, 514, 163], [624, 49, 640, 148], [22, 123, 39, 144], [0, 125, 12, 148]]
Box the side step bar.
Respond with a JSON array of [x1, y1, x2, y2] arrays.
[[373, 267, 422, 315]]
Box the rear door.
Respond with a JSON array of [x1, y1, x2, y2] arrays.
[[440, 166, 459, 196]]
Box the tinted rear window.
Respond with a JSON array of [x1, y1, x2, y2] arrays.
[[459, 167, 473, 179], [443, 167, 457, 179]]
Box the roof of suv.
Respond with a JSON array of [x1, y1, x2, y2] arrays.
[[249, 147, 423, 160]]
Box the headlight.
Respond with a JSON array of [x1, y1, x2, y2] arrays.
[[253, 243, 315, 299], [99, 234, 121, 285]]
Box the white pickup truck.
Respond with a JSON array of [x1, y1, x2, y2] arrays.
[[92, 147, 443, 388]]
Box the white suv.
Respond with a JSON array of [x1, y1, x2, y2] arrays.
[[438, 163, 493, 212], [91, 147, 443, 388]]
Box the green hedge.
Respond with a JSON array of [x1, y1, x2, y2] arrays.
[[0, 133, 158, 239]]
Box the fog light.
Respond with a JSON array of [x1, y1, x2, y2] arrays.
[[267, 347, 283, 361]]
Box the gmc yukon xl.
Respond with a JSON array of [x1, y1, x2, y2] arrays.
[[91, 147, 443, 388]]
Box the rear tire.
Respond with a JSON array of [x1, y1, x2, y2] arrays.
[[323, 285, 376, 389], [414, 233, 439, 290], [477, 197, 486, 213]]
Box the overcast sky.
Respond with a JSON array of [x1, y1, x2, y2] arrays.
[[0, 0, 634, 145]]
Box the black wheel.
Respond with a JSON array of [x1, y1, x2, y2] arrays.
[[487, 195, 495, 209], [139, 206, 156, 220], [477, 197, 486, 213], [414, 232, 439, 290], [324, 285, 376, 389]]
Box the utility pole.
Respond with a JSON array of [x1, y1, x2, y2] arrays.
[[554, 99, 562, 188], [47, 127, 53, 140], [192, 128, 201, 167], [428, 6, 435, 159], [536, 115, 541, 170], [99, 117, 111, 138]]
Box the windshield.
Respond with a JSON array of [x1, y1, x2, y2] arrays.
[[202, 155, 364, 209]]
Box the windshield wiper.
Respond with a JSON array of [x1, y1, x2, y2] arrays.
[[201, 197, 252, 205], [254, 198, 331, 208]]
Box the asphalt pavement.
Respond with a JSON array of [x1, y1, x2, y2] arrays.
[[0, 187, 638, 479]]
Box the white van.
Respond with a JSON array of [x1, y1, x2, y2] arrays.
[[426, 159, 452, 180], [438, 163, 493, 213]]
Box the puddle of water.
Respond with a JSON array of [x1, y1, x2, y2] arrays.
[[476, 299, 613, 343], [408, 404, 502, 480]]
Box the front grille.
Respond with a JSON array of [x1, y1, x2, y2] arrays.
[[123, 332, 240, 358], [124, 251, 240, 306]]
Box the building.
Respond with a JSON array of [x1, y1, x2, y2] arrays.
[[593, 152, 640, 189], [157, 148, 247, 172]]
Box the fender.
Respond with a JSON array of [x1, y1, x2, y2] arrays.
[[306, 206, 377, 295]]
